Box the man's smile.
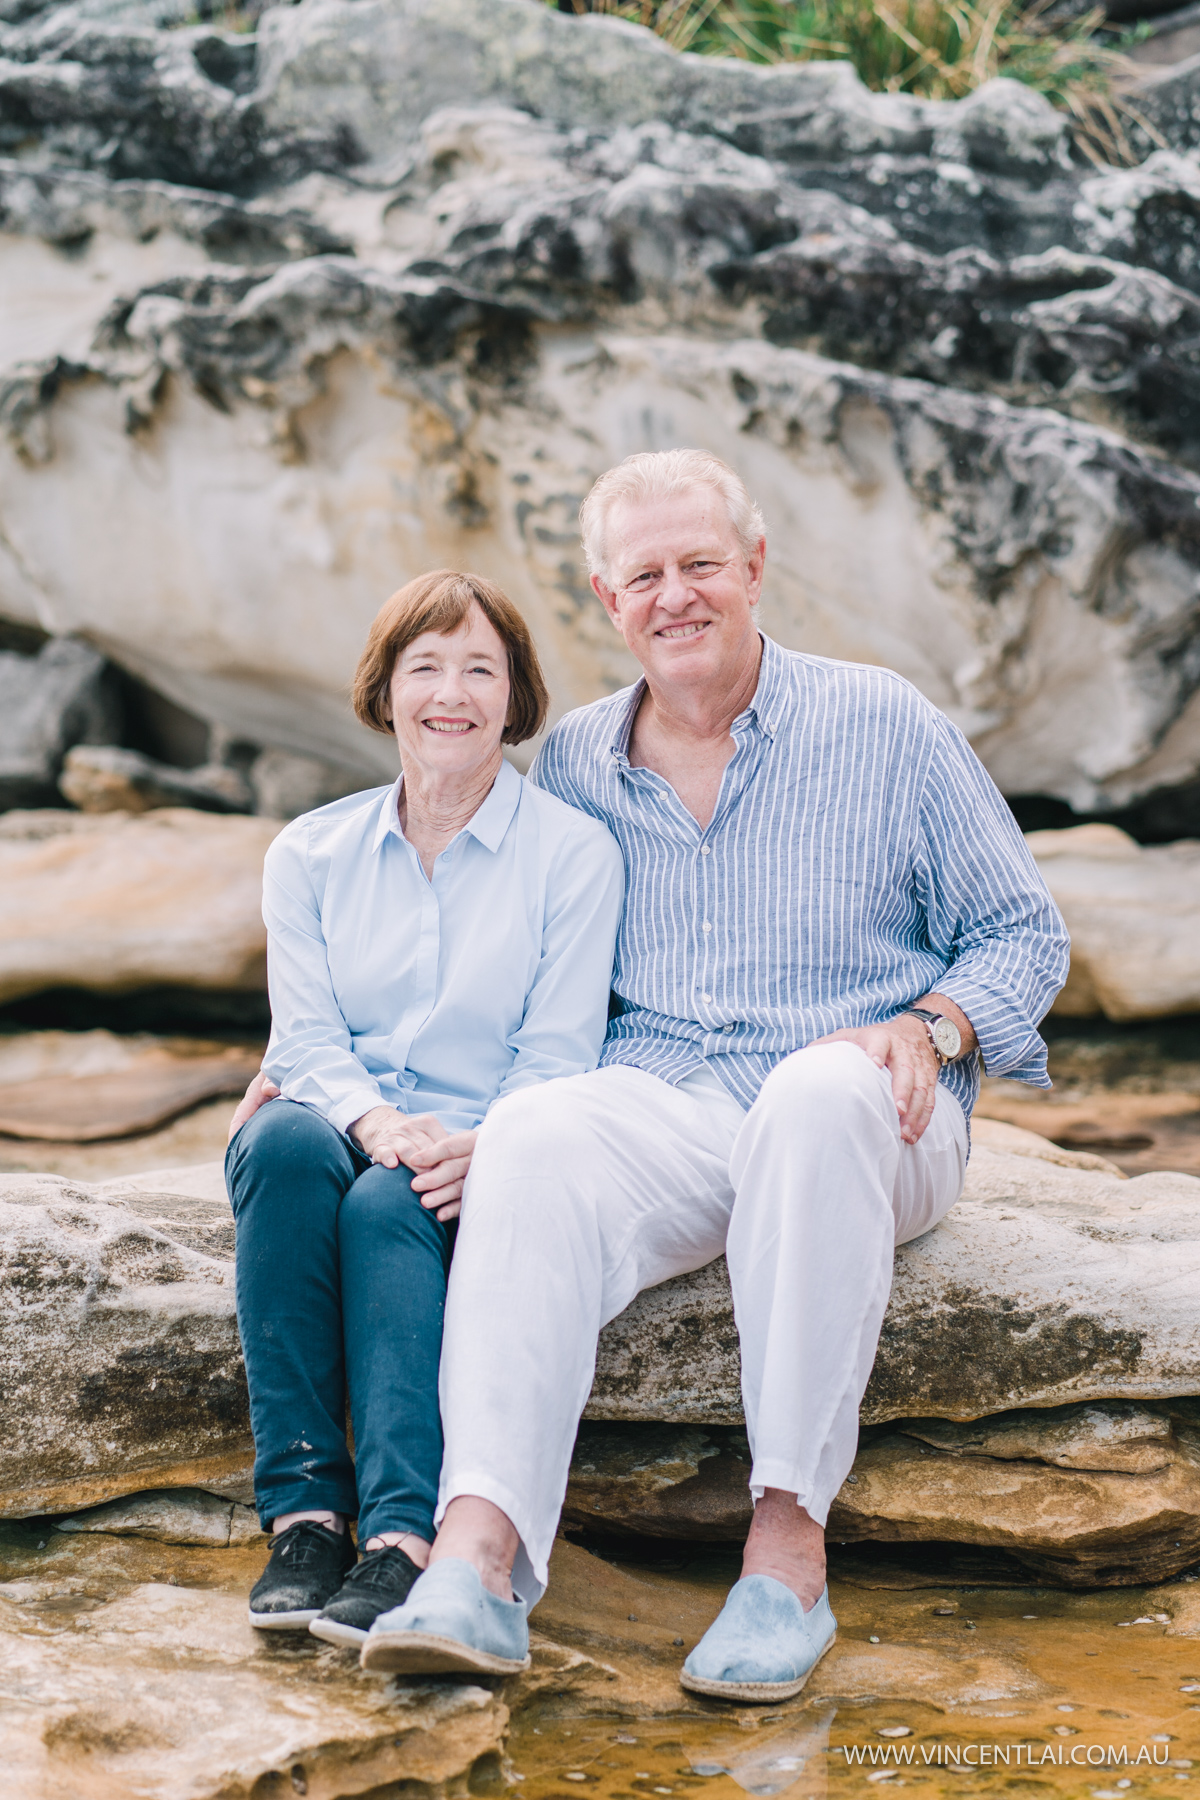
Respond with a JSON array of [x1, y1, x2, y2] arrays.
[[655, 619, 711, 640]]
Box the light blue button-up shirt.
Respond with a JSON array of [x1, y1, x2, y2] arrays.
[[261, 759, 626, 1135], [532, 635, 1070, 1125]]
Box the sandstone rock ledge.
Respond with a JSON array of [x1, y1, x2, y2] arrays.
[[4, 1132, 1199, 1585]]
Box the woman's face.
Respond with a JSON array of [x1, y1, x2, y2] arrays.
[[387, 604, 511, 781]]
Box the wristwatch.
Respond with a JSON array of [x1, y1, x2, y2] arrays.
[[903, 1006, 963, 1066]]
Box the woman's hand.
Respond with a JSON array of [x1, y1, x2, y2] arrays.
[[228, 1071, 281, 1141], [350, 1107, 449, 1170], [407, 1129, 478, 1222]]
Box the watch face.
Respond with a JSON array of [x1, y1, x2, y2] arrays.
[[932, 1016, 961, 1060]]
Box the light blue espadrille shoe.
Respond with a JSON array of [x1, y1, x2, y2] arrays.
[[360, 1557, 531, 1676], [680, 1575, 837, 1701]]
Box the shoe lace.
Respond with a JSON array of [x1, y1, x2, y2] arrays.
[[337, 1544, 418, 1594], [272, 1521, 347, 1571]]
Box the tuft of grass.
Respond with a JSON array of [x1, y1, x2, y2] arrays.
[[552, 0, 1153, 164]]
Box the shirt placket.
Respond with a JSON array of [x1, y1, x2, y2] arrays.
[[390, 838, 443, 1098]]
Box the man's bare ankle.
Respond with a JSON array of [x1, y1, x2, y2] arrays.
[[429, 1495, 518, 1602], [740, 1488, 826, 1610], [740, 1548, 826, 1611]]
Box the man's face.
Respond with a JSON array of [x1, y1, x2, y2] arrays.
[[591, 488, 765, 692]]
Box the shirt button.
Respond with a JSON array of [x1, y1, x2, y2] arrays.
[[701, 845, 712, 856], [702, 921, 713, 932], [724, 1022, 736, 1033], [700, 992, 712, 1002]]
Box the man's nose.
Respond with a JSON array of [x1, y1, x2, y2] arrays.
[[657, 563, 692, 612]]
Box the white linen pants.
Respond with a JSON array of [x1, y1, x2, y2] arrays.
[[437, 1041, 968, 1606]]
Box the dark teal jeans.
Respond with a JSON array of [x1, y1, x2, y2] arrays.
[[226, 1098, 455, 1542]]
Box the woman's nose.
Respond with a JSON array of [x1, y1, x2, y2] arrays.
[[433, 668, 469, 702]]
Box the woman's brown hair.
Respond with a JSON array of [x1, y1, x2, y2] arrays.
[[352, 571, 549, 746]]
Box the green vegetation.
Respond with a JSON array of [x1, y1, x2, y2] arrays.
[[552, 0, 1146, 162]]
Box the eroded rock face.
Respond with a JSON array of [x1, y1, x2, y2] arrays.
[[0, 807, 279, 1004], [3, 0, 1200, 813], [830, 1400, 1200, 1587], [0, 638, 120, 811], [567, 1400, 1200, 1586]]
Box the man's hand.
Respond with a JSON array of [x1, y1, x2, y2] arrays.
[[228, 1071, 280, 1141], [811, 994, 976, 1146], [350, 1107, 448, 1170], [407, 1129, 478, 1223]]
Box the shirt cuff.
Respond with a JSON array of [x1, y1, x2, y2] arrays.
[[921, 970, 1052, 1088], [326, 1089, 393, 1138]]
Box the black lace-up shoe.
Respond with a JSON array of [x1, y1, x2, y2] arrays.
[[308, 1543, 424, 1647], [248, 1521, 357, 1630]]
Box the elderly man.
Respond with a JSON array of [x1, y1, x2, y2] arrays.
[[303, 449, 1068, 1696]]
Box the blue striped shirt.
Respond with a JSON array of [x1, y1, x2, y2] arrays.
[[531, 634, 1070, 1122]]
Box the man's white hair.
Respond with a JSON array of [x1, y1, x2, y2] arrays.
[[579, 448, 767, 584]]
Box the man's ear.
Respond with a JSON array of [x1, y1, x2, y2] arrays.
[[746, 535, 766, 607], [591, 572, 623, 631]]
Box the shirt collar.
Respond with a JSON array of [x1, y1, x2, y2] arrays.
[[609, 630, 787, 764], [370, 757, 523, 856]]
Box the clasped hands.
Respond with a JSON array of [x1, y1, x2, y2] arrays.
[[228, 1076, 474, 1220]]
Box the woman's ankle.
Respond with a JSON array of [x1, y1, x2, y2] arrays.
[[271, 1509, 346, 1536], [363, 1531, 432, 1567]]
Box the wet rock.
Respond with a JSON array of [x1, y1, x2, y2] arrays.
[[0, 1168, 249, 1517], [588, 1151, 1200, 1425], [60, 744, 252, 814], [1026, 823, 1200, 1019], [0, 638, 120, 811], [56, 1486, 264, 1546], [0, 807, 279, 1005], [0, 1570, 507, 1800]]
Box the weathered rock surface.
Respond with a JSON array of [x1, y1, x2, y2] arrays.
[[587, 1148, 1200, 1424], [0, 1168, 248, 1517], [1027, 822, 1200, 1019], [57, 1485, 264, 1546], [4, 0, 1200, 815], [6, 1133, 1200, 1594], [0, 807, 278, 1004], [59, 743, 252, 814], [0, 637, 120, 810], [0, 1558, 507, 1800], [828, 1400, 1200, 1587]]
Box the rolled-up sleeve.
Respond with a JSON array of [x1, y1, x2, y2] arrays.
[[261, 825, 388, 1135], [912, 715, 1071, 1085], [492, 822, 625, 1105]]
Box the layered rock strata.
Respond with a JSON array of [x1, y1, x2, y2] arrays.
[[5, 1139, 1199, 1583], [0, 807, 279, 1005]]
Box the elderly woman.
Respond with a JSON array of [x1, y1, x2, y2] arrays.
[[227, 570, 623, 1645]]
